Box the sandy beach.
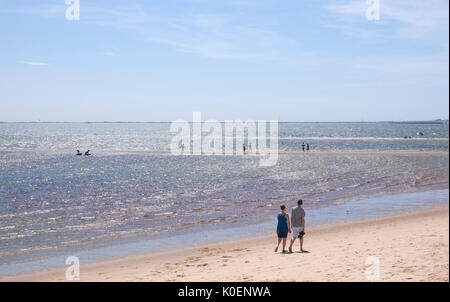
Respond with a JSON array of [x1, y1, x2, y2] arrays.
[[2, 205, 448, 282]]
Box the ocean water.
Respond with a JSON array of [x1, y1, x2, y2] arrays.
[[0, 122, 448, 274]]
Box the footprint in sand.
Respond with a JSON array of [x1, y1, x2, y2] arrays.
[[241, 275, 253, 281]]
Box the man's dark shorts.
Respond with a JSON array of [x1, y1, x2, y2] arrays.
[[277, 228, 288, 238]]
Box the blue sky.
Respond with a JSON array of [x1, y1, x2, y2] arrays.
[[0, 0, 448, 122]]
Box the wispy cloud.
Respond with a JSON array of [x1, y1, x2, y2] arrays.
[[1, 1, 65, 18], [325, 0, 449, 41], [3, 1, 316, 63], [81, 4, 304, 62], [6, 0, 448, 66], [111, 8, 323, 64], [21, 61, 48, 66]]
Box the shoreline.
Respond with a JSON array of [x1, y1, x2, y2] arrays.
[[2, 203, 448, 282], [0, 188, 447, 278]]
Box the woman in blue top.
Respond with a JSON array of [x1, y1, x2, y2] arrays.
[[274, 204, 291, 253]]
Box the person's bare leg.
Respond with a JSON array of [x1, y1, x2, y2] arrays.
[[274, 238, 282, 252], [282, 238, 287, 251], [299, 237, 304, 252], [289, 237, 296, 253]]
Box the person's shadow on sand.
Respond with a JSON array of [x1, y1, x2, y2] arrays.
[[288, 250, 310, 254]]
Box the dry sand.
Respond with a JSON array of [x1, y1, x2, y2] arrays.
[[1, 205, 448, 282]]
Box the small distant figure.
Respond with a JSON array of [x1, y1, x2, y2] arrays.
[[84, 150, 91, 156], [76, 150, 82, 156], [249, 143, 252, 153], [306, 144, 310, 152], [181, 143, 185, 152], [243, 144, 246, 154], [301, 142, 305, 152]]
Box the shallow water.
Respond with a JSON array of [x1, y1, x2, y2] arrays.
[[0, 122, 448, 274], [0, 189, 447, 277]]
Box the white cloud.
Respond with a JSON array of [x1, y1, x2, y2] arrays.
[[103, 52, 115, 56], [21, 61, 48, 66]]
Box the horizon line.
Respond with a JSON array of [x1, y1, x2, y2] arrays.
[[0, 119, 448, 124]]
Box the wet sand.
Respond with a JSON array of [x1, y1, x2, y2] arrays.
[[2, 205, 448, 282]]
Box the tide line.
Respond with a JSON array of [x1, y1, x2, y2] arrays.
[[112, 150, 449, 156]]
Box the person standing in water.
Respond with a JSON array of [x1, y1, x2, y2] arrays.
[[274, 204, 291, 253], [306, 144, 310, 152], [243, 144, 246, 154], [301, 142, 305, 152]]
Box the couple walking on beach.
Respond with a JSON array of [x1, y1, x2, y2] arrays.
[[274, 199, 306, 253]]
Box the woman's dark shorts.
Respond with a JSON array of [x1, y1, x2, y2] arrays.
[[277, 228, 288, 238]]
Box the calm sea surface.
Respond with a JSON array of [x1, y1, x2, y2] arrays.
[[0, 122, 448, 273]]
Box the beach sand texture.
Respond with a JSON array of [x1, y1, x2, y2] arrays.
[[2, 205, 448, 282]]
